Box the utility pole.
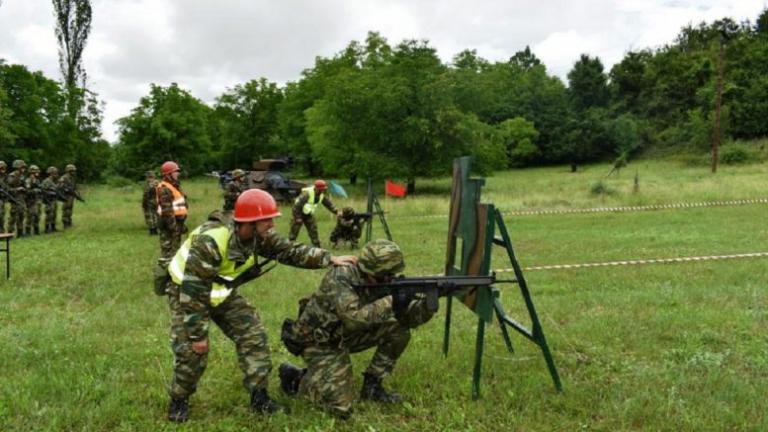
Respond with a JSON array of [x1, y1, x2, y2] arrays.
[[711, 34, 726, 173]]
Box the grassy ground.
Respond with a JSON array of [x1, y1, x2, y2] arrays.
[[1, 159, 766, 431]]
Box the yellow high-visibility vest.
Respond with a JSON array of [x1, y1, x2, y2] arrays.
[[169, 224, 255, 306], [300, 186, 325, 215], [156, 181, 188, 217]]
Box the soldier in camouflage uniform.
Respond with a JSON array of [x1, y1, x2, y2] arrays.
[[0, 161, 7, 233], [7, 160, 27, 237], [41, 167, 60, 233], [142, 171, 159, 235], [223, 169, 247, 211], [58, 164, 78, 228], [24, 165, 42, 235], [162, 188, 356, 423], [156, 161, 187, 263], [330, 206, 364, 249], [279, 239, 436, 419], [289, 179, 341, 247]]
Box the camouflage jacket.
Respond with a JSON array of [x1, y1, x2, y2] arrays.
[[296, 264, 395, 344], [24, 176, 41, 203], [292, 189, 337, 216], [142, 179, 158, 209], [41, 177, 58, 203], [58, 173, 76, 196], [223, 180, 246, 211], [6, 171, 26, 198], [178, 218, 332, 341]]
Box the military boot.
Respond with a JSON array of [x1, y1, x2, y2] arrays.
[[167, 398, 189, 423], [250, 388, 288, 414], [278, 362, 306, 397], [360, 373, 402, 403]]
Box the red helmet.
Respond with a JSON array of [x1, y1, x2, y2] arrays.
[[314, 179, 327, 191], [161, 161, 180, 175], [234, 189, 282, 222]]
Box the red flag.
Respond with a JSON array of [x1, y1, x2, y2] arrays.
[[385, 180, 407, 198]]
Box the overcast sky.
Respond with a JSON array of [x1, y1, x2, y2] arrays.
[[1, 0, 765, 143]]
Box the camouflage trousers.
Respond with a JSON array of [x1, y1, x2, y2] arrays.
[[25, 200, 40, 232], [62, 197, 74, 226], [9, 200, 26, 235], [158, 216, 185, 261], [167, 283, 273, 399], [298, 298, 435, 418], [289, 212, 321, 247], [143, 206, 158, 230], [44, 200, 58, 229], [329, 225, 362, 248]]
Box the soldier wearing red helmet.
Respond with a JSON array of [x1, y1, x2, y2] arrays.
[[155, 161, 188, 261], [162, 189, 357, 423], [289, 179, 341, 247]]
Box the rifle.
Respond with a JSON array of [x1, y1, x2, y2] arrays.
[[61, 186, 86, 203], [346, 212, 373, 224], [0, 186, 21, 206], [353, 273, 497, 313]]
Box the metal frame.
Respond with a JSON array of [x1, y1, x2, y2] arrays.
[[364, 178, 393, 243], [0, 233, 12, 279]]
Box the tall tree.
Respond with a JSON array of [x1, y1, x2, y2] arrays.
[[567, 54, 609, 111], [52, 0, 92, 117]]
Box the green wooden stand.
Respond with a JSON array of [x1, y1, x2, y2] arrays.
[[443, 157, 562, 398]]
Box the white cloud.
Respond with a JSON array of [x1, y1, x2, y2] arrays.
[[1, 0, 766, 142]]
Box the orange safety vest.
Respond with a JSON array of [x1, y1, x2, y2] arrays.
[[156, 181, 188, 217]]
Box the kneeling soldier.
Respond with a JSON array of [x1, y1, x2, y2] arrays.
[[329, 206, 365, 249], [163, 189, 355, 423], [279, 239, 435, 419]]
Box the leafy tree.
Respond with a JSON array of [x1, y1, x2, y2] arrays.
[[212, 78, 283, 169], [497, 117, 539, 166], [114, 83, 213, 179], [568, 54, 609, 111], [509, 46, 541, 70], [52, 0, 92, 117]]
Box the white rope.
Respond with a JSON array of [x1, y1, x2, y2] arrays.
[[392, 198, 768, 220], [499, 252, 768, 272]]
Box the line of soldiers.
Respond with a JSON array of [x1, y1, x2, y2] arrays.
[[0, 159, 80, 237], [152, 163, 431, 422]]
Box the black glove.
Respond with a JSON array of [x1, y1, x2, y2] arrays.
[[391, 289, 415, 323]]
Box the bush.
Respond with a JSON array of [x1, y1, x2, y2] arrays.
[[719, 143, 761, 165], [590, 180, 616, 196], [104, 175, 135, 188]]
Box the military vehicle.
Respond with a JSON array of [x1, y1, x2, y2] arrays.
[[246, 159, 306, 203]]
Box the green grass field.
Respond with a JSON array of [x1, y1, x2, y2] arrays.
[[1, 159, 766, 431]]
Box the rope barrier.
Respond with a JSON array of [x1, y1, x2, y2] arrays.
[[502, 252, 768, 272], [391, 198, 768, 220]]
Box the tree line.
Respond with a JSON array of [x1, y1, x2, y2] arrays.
[[2, 8, 767, 188]]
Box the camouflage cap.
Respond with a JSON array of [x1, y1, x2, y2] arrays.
[[12, 159, 26, 169], [342, 206, 355, 217], [0, 161, 6, 169], [29, 165, 40, 173], [65, 164, 77, 172], [46, 166, 59, 175], [358, 239, 405, 278], [232, 168, 245, 178]]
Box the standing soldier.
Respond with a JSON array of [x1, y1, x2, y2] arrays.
[[0, 161, 7, 233], [289, 179, 341, 247], [223, 169, 247, 211], [142, 171, 159, 235], [163, 189, 356, 423], [6, 160, 27, 237], [41, 166, 60, 233], [58, 164, 78, 228], [278, 240, 435, 419], [156, 161, 187, 262], [24, 165, 42, 235]]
